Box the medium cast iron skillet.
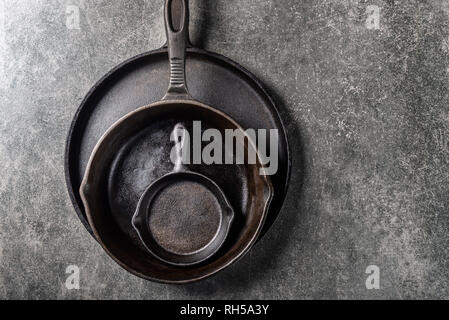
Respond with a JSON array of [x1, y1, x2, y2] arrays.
[[80, 0, 273, 283]]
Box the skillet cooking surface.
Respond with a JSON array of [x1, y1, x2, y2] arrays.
[[107, 118, 248, 254]]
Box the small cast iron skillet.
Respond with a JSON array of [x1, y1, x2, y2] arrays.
[[132, 123, 235, 266], [79, 0, 273, 283]]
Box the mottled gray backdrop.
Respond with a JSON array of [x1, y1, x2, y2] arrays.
[[0, 0, 448, 299]]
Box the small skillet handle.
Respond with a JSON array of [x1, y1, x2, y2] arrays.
[[163, 0, 192, 100]]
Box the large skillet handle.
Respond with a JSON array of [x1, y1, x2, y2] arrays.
[[163, 0, 192, 101]]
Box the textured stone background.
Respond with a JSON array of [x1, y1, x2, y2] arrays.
[[0, 0, 448, 299]]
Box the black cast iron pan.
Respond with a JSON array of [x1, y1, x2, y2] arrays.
[[80, 105, 273, 283], [131, 124, 236, 267], [65, 0, 291, 242], [79, 0, 274, 283]]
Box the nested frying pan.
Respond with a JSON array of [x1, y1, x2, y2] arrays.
[[79, 0, 273, 283], [132, 124, 235, 266]]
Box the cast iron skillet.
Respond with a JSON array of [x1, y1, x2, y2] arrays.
[[131, 123, 235, 266], [65, 0, 291, 242], [79, 0, 273, 283]]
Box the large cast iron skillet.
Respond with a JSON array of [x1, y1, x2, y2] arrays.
[[65, 1, 291, 247]]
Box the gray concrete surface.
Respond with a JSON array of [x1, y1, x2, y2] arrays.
[[0, 0, 448, 299]]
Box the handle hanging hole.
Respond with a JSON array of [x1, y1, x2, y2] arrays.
[[169, 0, 184, 32]]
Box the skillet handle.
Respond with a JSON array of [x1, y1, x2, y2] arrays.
[[163, 0, 192, 100]]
